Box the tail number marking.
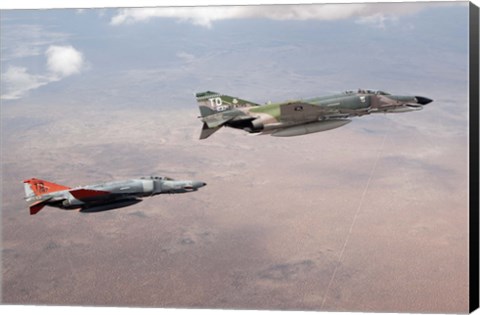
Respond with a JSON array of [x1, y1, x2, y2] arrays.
[[34, 183, 48, 193], [209, 97, 228, 112]]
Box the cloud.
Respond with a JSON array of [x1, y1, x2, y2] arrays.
[[1, 66, 51, 100], [109, 3, 457, 28], [355, 13, 398, 29], [110, 5, 363, 27], [46, 45, 85, 77], [0, 24, 70, 61], [1, 45, 86, 100]]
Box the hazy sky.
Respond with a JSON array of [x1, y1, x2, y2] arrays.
[[1, 2, 468, 106]]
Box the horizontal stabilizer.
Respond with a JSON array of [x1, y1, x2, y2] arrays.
[[29, 197, 53, 215], [200, 122, 221, 139], [69, 189, 111, 200], [203, 114, 233, 129], [30, 203, 46, 215]]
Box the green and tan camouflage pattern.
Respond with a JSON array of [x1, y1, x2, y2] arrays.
[[196, 89, 432, 139]]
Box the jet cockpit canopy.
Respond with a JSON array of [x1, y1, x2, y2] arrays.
[[356, 89, 391, 95], [141, 176, 175, 181]]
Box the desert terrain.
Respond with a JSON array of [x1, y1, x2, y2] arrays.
[[1, 97, 469, 312]]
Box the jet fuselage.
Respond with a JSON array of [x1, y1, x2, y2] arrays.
[[23, 176, 207, 215], [196, 89, 433, 139]]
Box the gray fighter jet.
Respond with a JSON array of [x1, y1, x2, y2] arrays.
[[196, 89, 433, 139], [23, 176, 207, 215]]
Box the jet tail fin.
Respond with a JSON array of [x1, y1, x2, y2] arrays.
[[195, 91, 259, 118], [196, 91, 258, 139], [23, 178, 67, 215], [23, 178, 71, 198]]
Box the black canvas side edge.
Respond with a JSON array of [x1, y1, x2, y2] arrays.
[[470, 1, 480, 313]]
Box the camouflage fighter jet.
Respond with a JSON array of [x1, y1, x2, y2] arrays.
[[196, 89, 433, 139], [23, 176, 207, 215]]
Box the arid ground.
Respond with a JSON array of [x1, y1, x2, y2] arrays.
[[2, 96, 469, 312]]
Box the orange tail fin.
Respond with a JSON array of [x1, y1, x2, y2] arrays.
[[23, 178, 71, 197]]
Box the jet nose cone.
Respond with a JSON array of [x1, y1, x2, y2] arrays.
[[415, 96, 433, 105], [193, 181, 207, 189]]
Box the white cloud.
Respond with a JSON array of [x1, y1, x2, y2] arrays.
[[110, 5, 363, 28], [1, 45, 86, 100], [355, 13, 397, 29], [1, 66, 51, 100], [1, 24, 70, 61], [109, 3, 456, 28], [46, 45, 85, 77]]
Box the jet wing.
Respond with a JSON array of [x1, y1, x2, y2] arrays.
[[69, 188, 111, 200], [279, 102, 350, 122], [279, 102, 324, 122]]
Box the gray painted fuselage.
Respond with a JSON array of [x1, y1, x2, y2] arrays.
[[24, 176, 206, 214]]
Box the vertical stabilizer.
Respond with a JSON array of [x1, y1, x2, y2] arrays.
[[23, 178, 70, 197], [196, 91, 259, 118]]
